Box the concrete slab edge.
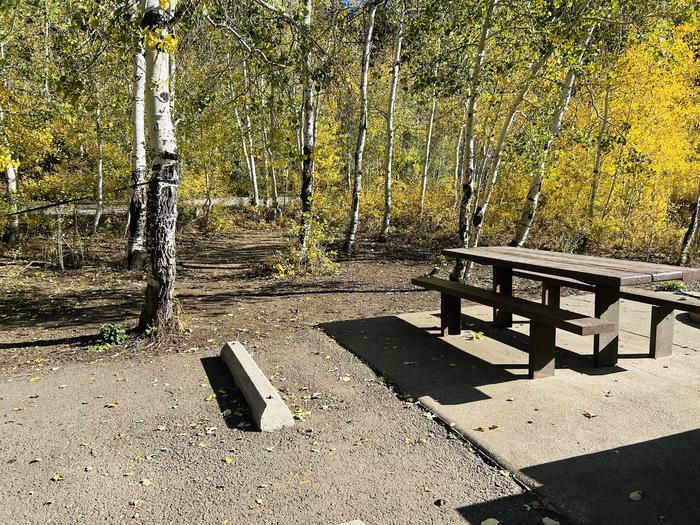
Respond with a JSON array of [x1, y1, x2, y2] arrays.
[[417, 395, 577, 520], [220, 341, 295, 432]]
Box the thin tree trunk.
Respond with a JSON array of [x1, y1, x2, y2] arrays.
[[470, 44, 555, 251], [379, 4, 404, 242], [588, 80, 612, 220], [511, 37, 590, 246], [343, 0, 378, 254], [299, 0, 315, 255], [43, 0, 50, 99], [127, 3, 148, 269], [262, 126, 280, 215], [56, 207, 64, 271], [453, 123, 465, 208], [92, 105, 103, 233], [451, 0, 494, 282], [241, 62, 259, 207], [139, 0, 180, 333], [0, 42, 18, 244], [678, 182, 700, 265], [419, 94, 437, 217]]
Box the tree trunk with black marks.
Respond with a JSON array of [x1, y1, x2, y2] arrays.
[[451, 0, 494, 282], [678, 182, 700, 265], [379, 3, 404, 242], [344, 0, 378, 255], [299, 0, 315, 256], [419, 94, 437, 217], [127, 1, 148, 269], [588, 80, 612, 220], [92, 105, 103, 233], [138, 0, 180, 333]]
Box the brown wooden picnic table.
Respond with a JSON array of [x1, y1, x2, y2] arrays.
[[442, 246, 700, 367]]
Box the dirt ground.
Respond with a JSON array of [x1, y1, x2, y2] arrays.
[[1, 228, 568, 524]]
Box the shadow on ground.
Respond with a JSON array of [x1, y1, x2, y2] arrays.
[[320, 313, 624, 407], [321, 312, 699, 524], [200, 356, 255, 432]]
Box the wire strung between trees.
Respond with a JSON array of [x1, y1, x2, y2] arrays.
[[2, 180, 151, 217]]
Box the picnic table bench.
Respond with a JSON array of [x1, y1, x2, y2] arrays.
[[412, 246, 700, 379]]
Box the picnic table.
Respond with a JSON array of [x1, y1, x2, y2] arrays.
[[413, 246, 700, 378]]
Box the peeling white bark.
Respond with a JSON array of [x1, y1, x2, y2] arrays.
[[139, 0, 180, 332], [419, 94, 437, 216], [92, 105, 103, 233], [379, 5, 404, 242], [344, 0, 378, 254], [128, 1, 147, 269]]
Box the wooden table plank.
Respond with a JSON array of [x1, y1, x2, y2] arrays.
[[488, 246, 698, 281], [442, 247, 629, 284], [443, 246, 700, 285], [482, 248, 658, 285]]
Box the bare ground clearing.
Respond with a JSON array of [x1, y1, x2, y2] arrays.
[[1, 229, 568, 524]]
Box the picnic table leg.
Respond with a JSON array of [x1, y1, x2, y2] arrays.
[[649, 305, 674, 358], [542, 282, 561, 308], [440, 293, 461, 336], [529, 320, 556, 378], [594, 284, 620, 367], [493, 266, 513, 328]]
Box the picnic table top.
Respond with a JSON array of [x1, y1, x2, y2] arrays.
[[442, 246, 700, 286]]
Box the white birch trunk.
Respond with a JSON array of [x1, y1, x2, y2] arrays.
[[588, 80, 612, 220], [127, 1, 148, 269], [242, 62, 259, 207], [343, 0, 378, 254], [678, 181, 700, 265], [511, 27, 592, 247], [453, 123, 465, 208], [452, 0, 494, 282], [92, 105, 103, 233], [139, 0, 180, 332], [299, 0, 315, 254], [419, 94, 437, 216], [470, 45, 555, 250], [379, 4, 404, 242]]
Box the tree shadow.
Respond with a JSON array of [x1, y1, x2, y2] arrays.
[[459, 429, 700, 524], [200, 356, 256, 432]]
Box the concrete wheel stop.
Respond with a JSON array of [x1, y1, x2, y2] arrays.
[[220, 341, 295, 432]]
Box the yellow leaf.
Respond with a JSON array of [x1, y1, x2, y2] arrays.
[[481, 519, 500, 525], [205, 394, 216, 401], [223, 455, 234, 464], [104, 402, 119, 409], [542, 518, 560, 525], [29, 376, 41, 383], [50, 473, 63, 482], [583, 411, 597, 419], [628, 490, 644, 501], [141, 478, 152, 487]]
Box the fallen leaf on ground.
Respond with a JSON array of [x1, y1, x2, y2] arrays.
[[205, 394, 216, 401], [29, 458, 43, 464], [29, 376, 41, 383], [583, 411, 597, 419], [104, 402, 118, 409], [339, 376, 351, 382], [481, 520, 500, 525], [255, 498, 263, 505], [223, 455, 234, 464], [50, 473, 63, 482], [542, 518, 560, 525], [12, 407, 23, 412], [140, 478, 152, 487], [628, 490, 644, 501], [434, 499, 447, 507]]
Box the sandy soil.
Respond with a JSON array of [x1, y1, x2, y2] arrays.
[[0, 229, 566, 524]]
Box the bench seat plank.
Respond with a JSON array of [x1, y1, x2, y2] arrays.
[[412, 276, 614, 336]]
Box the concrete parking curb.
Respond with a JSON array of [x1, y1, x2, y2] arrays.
[[220, 341, 294, 432]]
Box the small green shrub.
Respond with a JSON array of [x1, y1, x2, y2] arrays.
[[98, 323, 127, 345], [655, 280, 686, 292]]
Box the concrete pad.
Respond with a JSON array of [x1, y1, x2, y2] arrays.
[[220, 341, 294, 432], [321, 294, 700, 524]]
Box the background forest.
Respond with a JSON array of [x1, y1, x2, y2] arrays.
[[1, 1, 699, 292]]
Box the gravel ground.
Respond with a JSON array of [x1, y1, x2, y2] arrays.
[[0, 229, 567, 524]]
